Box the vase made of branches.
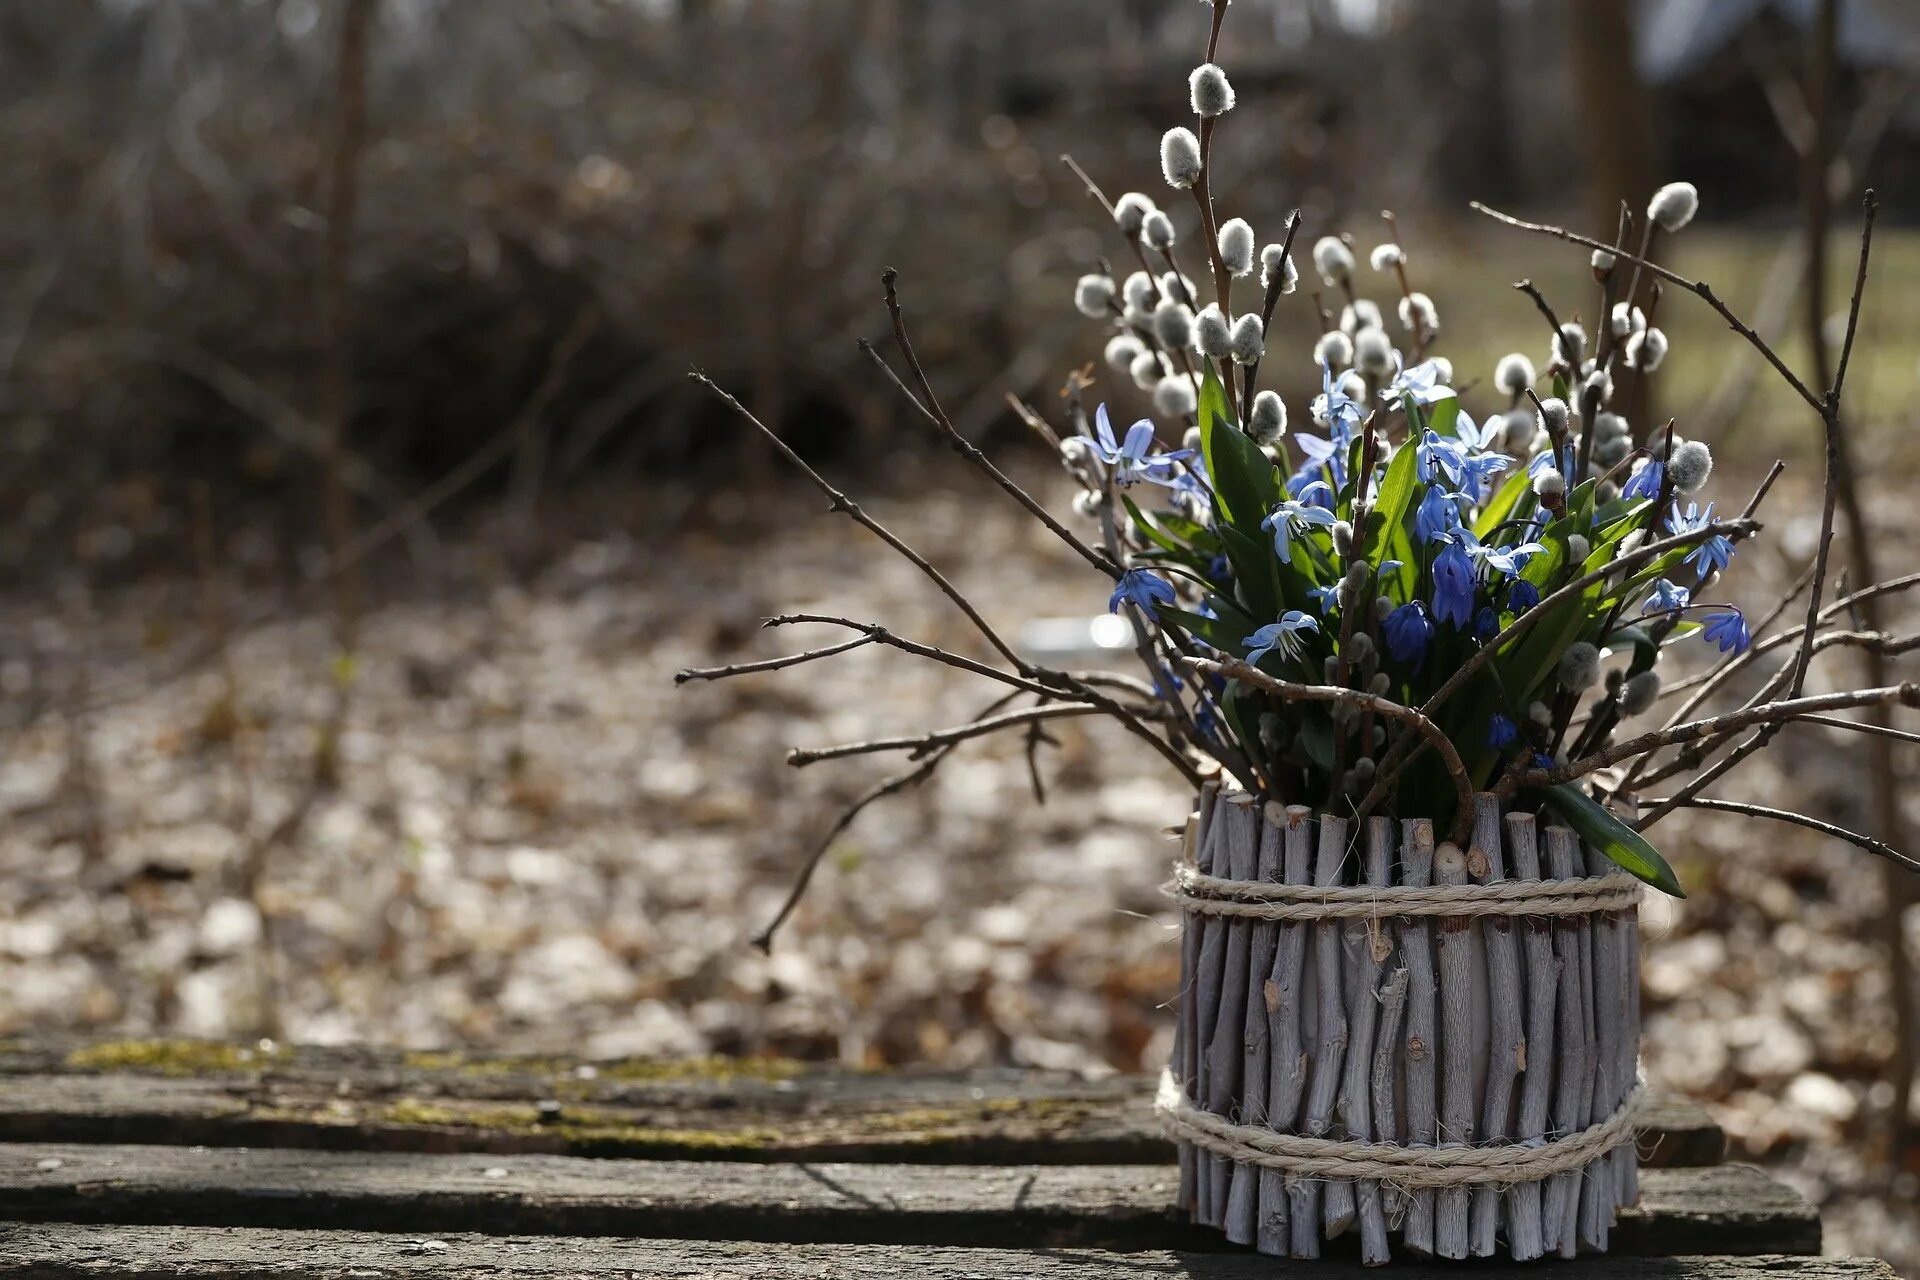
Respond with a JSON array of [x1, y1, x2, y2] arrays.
[[1166, 786, 1642, 1264]]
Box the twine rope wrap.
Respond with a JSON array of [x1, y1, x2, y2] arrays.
[[1167, 862, 1643, 920], [1155, 1070, 1648, 1188]]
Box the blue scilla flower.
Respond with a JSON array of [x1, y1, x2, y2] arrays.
[[1642, 577, 1692, 616], [1417, 430, 1466, 486], [1701, 607, 1751, 654], [1468, 532, 1546, 579], [1262, 484, 1338, 564], [1416, 484, 1463, 544], [1109, 568, 1175, 615], [1207, 553, 1232, 585], [1474, 606, 1500, 641], [1508, 579, 1541, 611], [1312, 361, 1366, 432], [1623, 458, 1665, 501], [1667, 501, 1734, 577], [1487, 712, 1520, 749], [1386, 359, 1454, 408], [1432, 536, 1478, 629], [1383, 601, 1435, 670], [1245, 611, 1320, 664], [1458, 450, 1511, 503], [1307, 583, 1341, 615], [1093, 404, 1193, 489]]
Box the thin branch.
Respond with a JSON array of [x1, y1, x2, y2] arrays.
[[762, 614, 1063, 700], [1638, 796, 1920, 876], [675, 634, 877, 685], [787, 704, 1113, 767], [1794, 712, 1920, 747]]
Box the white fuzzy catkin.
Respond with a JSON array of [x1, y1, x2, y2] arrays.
[[1189, 63, 1236, 118], [1369, 243, 1404, 272], [1533, 469, 1567, 499], [1130, 350, 1164, 391], [1153, 299, 1195, 349], [1627, 327, 1669, 372], [1183, 426, 1204, 453], [1314, 329, 1354, 370], [1353, 325, 1395, 377], [1337, 370, 1368, 403], [1593, 435, 1632, 467], [1620, 671, 1661, 716], [1341, 298, 1384, 334], [1229, 313, 1266, 365], [1610, 301, 1644, 338], [1583, 366, 1612, 404], [1114, 192, 1157, 236], [1495, 353, 1535, 396], [1554, 322, 1587, 368], [1537, 396, 1570, 436], [1567, 534, 1590, 563], [1218, 218, 1256, 276], [1104, 334, 1145, 372], [1071, 489, 1103, 519], [1155, 375, 1198, 418], [1399, 291, 1438, 334], [1074, 274, 1115, 318], [1558, 641, 1601, 690], [1123, 271, 1155, 312], [1501, 407, 1538, 453], [1670, 440, 1713, 493], [1142, 209, 1177, 250], [1594, 411, 1628, 440], [1161, 127, 1203, 189], [1261, 244, 1298, 294], [1161, 271, 1198, 307], [1193, 304, 1233, 359], [1312, 235, 1355, 286], [1249, 390, 1287, 444], [1648, 181, 1700, 233], [1591, 248, 1617, 273]]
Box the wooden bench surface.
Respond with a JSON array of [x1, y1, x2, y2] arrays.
[[0, 1039, 1875, 1277]]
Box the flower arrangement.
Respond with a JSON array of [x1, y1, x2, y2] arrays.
[[682, 0, 1916, 947]]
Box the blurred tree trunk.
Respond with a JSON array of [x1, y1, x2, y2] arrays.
[[1568, 0, 1655, 238]]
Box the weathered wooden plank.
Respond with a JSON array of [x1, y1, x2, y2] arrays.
[[0, 1145, 1819, 1255], [0, 1226, 1888, 1280], [0, 1039, 1726, 1166]]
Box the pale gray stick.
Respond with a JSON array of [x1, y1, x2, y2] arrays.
[[1226, 808, 1284, 1245], [1349, 817, 1396, 1265], [1398, 818, 1439, 1255], [1506, 811, 1559, 1260], [1176, 784, 1219, 1217], [1306, 815, 1355, 1241], [1191, 792, 1232, 1226], [1581, 840, 1619, 1250], [1433, 839, 1474, 1258], [1470, 794, 1523, 1257], [1205, 795, 1261, 1226], [1545, 824, 1588, 1257], [1370, 964, 1412, 1263], [1268, 805, 1315, 1258], [1619, 904, 1642, 1208]]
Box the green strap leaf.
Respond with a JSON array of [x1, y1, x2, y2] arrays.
[[1543, 784, 1685, 897]]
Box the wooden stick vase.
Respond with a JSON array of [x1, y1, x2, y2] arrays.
[[1166, 788, 1645, 1265]]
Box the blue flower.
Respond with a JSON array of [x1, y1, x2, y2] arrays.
[[1701, 607, 1751, 654], [1623, 458, 1665, 501], [1468, 532, 1546, 579], [1245, 611, 1321, 664], [1508, 579, 1541, 611], [1109, 568, 1175, 615], [1415, 484, 1463, 544], [1417, 430, 1466, 486], [1307, 583, 1341, 615], [1386, 359, 1453, 408], [1527, 444, 1575, 483], [1642, 578, 1692, 616], [1432, 536, 1478, 629], [1207, 554, 1232, 585], [1487, 713, 1520, 749], [1261, 485, 1339, 564], [1383, 601, 1435, 670], [1457, 450, 1511, 503], [1667, 502, 1734, 577], [1474, 606, 1500, 641], [1092, 404, 1193, 488], [1312, 361, 1366, 432]]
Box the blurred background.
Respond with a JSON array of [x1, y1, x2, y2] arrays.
[[3, 0, 1920, 1269]]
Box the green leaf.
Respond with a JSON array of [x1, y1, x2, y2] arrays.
[[1543, 784, 1685, 897], [1159, 604, 1253, 655], [1604, 625, 1659, 675], [1367, 444, 1419, 561], [1473, 468, 1531, 539], [1121, 495, 1200, 561], [1425, 395, 1461, 440], [1199, 367, 1277, 529]]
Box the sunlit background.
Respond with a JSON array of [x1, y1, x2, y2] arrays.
[[2, 0, 1920, 1269]]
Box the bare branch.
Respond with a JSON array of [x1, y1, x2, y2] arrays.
[[788, 703, 1115, 767], [675, 634, 876, 685], [1638, 796, 1920, 876], [762, 614, 1063, 700]]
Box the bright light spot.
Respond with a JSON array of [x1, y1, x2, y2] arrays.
[[1090, 615, 1133, 649]]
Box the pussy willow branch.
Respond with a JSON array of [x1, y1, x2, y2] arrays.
[[1353, 514, 1761, 822], [787, 703, 1120, 768], [1240, 209, 1303, 425], [750, 690, 1020, 952], [1188, 655, 1475, 841], [869, 270, 1120, 578], [1640, 796, 1920, 877], [675, 633, 876, 685], [1521, 681, 1920, 790]]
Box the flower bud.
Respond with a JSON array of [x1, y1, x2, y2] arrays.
[[1248, 390, 1287, 444], [1593, 435, 1631, 467], [1500, 407, 1538, 453], [1189, 62, 1236, 117], [1619, 670, 1661, 716], [1141, 209, 1177, 250], [1104, 333, 1145, 372], [1528, 700, 1553, 728], [1114, 192, 1157, 236], [1312, 235, 1355, 286], [1152, 299, 1194, 349], [1229, 313, 1265, 365], [1218, 217, 1256, 276], [1567, 533, 1590, 563], [1331, 520, 1354, 557], [1533, 469, 1566, 503], [1626, 327, 1669, 372], [1074, 274, 1115, 318], [1193, 304, 1233, 360], [1495, 352, 1535, 396], [1596, 480, 1620, 503], [1648, 181, 1700, 233], [1593, 411, 1628, 440], [1611, 301, 1645, 338], [1537, 396, 1570, 437], [1160, 127, 1203, 189], [1154, 375, 1198, 418], [1313, 329, 1354, 371], [1370, 671, 1392, 696], [1122, 271, 1155, 312], [1261, 244, 1298, 294], [1591, 248, 1616, 275], [1670, 440, 1713, 493]]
